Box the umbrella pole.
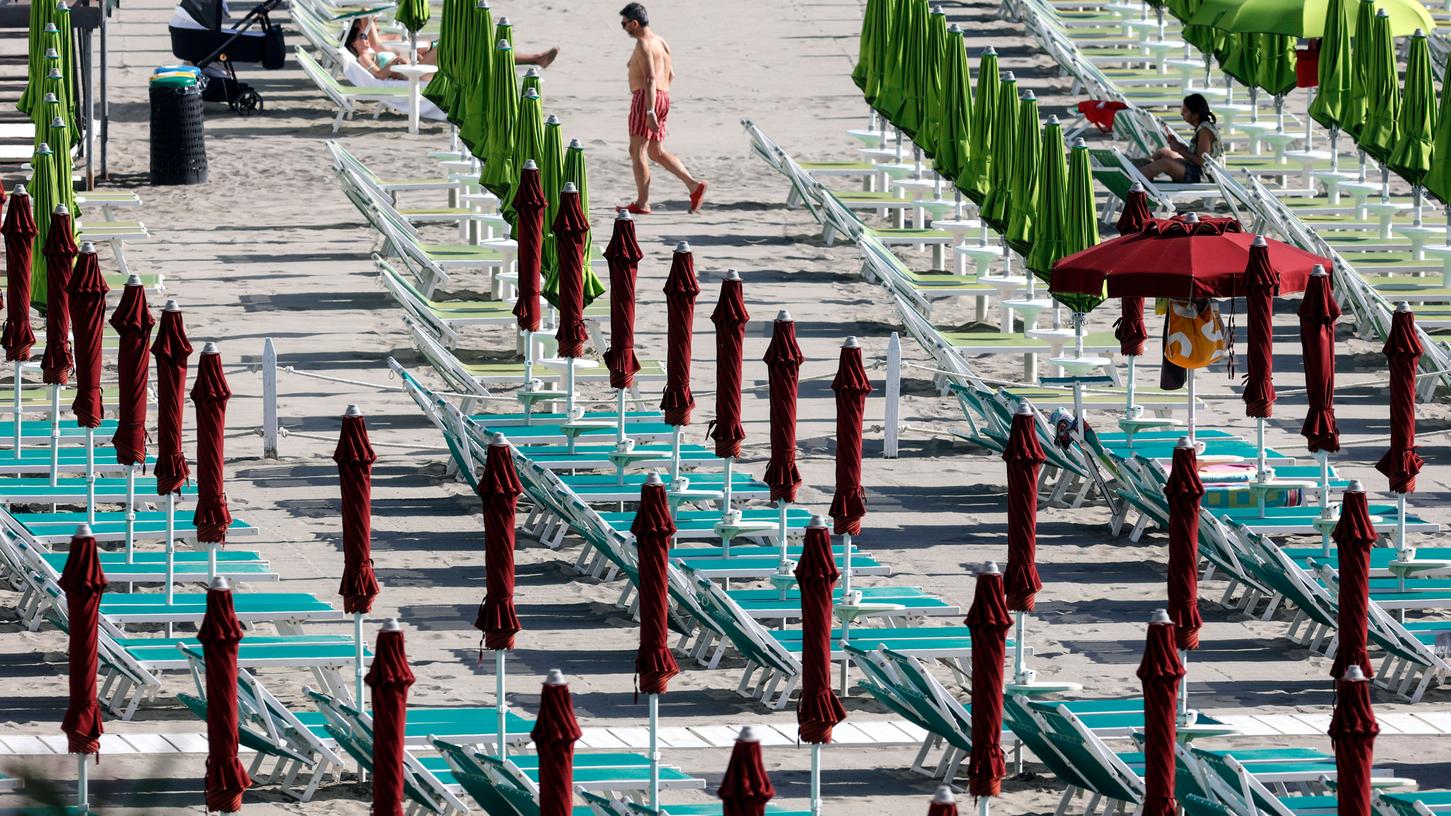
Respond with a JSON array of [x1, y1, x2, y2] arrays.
[[670, 426, 681, 484], [1358, 150, 1367, 184], [85, 427, 95, 524], [1274, 94, 1285, 134], [1249, 87, 1259, 125], [648, 692, 661, 810], [721, 457, 734, 558], [354, 612, 366, 709], [1415, 185, 1425, 229], [164, 492, 175, 638], [11, 361, 21, 453], [565, 357, 576, 454], [1397, 491, 1409, 564], [978, 795, 990, 816], [1186, 368, 1197, 443], [124, 464, 136, 563], [497, 649, 508, 760], [1381, 164, 1391, 203], [77, 753, 88, 812], [1125, 355, 1138, 423], [810, 742, 823, 816], [1329, 127, 1340, 179], [522, 330, 534, 399], [839, 531, 853, 696], [409, 30, 418, 67], [1178, 649, 1189, 720], [1256, 417, 1267, 513], [49, 384, 59, 488], [777, 500, 789, 573], [616, 388, 627, 444], [1319, 450, 1332, 557], [1304, 90, 1314, 150], [1013, 610, 1027, 682]]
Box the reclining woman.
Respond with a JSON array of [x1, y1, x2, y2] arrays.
[[346, 14, 559, 80], [1136, 93, 1221, 183]]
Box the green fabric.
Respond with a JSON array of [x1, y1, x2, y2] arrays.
[[1255, 32, 1296, 96], [457, 2, 495, 147], [1219, 31, 1259, 88], [479, 37, 518, 200], [1390, 33, 1435, 185], [543, 143, 605, 309], [52, 11, 77, 136], [1343, 0, 1376, 138], [1424, 50, 1451, 202], [1057, 142, 1104, 314], [1307, 0, 1351, 129], [539, 116, 564, 291], [1176, 0, 1221, 55], [506, 89, 544, 228], [1191, 0, 1432, 37], [421, 0, 459, 112], [918, 7, 947, 157], [29, 146, 58, 307], [18, 6, 56, 118], [962, 48, 999, 201], [852, 0, 891, 104], [894, 0, 930, 137], [1005, 92, 1040, 256], [978, 76, 1017, 231], [1359, 10, 1400, 163], [933, 25, 972, 185], [521, 69, 541, 98], [1026, 119, 1068, 280], [393, 0, 430, 34], [874, 0, 908, 120]]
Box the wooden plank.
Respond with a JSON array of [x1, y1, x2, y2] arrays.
[[576, 728, 629, 750], [117, 733, 180, 754], [654, 727, 710, 749], [96, 734, 137, 754], [603, 727, 651, 750], [1211, 715, 1280, 737], [687, 725, 741, 748], [1378, 714, 1437, 735], [2, 735, 54, 755], [161, 733, 210, 753]]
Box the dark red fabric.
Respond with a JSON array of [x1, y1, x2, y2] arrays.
[[1296, 43, 1320, 88], [1138, 620, 1185, 816], [829, 345, 872, 536], [40, 212, 76, 386], [552, 190, 590, 359], [763, 318, 805, 503], [1165, 446, 1205, 651], [1329, 675, 1379, 816], [1331, 490, 1376, 680], [336, 414, 381, 616], [661, 248, 699, 427], [1243, 241, 1279, 419], [108, 282, 154, 466], [1003, 412, 1046, 612], [718, 738, 775, 816], [1298, 272, 1342, 454], [67, 249, 108, 428], [1, 190, 37, 362], [531, 681, 584, 816], [513, 166, 546, 333], [151, 309, 192, 495], [1377, 310, 1424, 494], [1077, 99, 1129, 133], [366, 627, 415, 816], [1116, 188, 1153, 236], [966, 571, 1011, 798], [198, 585, 250, 812], [632, 480, 679, 694], [927, 803, 959, 816], [710, 278, 749, 459], [475, 441, 523, 649], [59, 531, 107, 755], [1116, 298, 1148, 357], [794, 524, 846, 744], [1052, 217, 1328, 300], [191, 351, 233, 544], [603, 215, 643, 390]]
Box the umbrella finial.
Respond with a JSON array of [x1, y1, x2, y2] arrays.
[[1343, 665, 1368, 682], [1002, 71, 1016, 83], [496, 38, 511, 50], [1176, 436, 1194, 450], [497, 15, 510, 24], [569, 138, 584, 149], [44, 92, 58, 104], [44, 24, 57, 34], [934, 786, 956, 805], [616, 209, 632, 222], [843, 336, 860, 349], [737, 726, 761, 743], [45, 47, 58, 58], [545, 114, 560, 125], [162, 298, 180, 312], [1183, 212, 1200, 223], [491, 431, 509, 447], [1252, 235, 1267, 247], [776, 308, 792, 322], [1376, 7, 1388, 16], [344, 404, 362, 417], [1074, 137, 1087, 149], [523, 159, 538, 170], [645, 471, 664, 485], [562, 181, 577, 194], [475, 0, 488, 8], [525, 66, 540, 78], [981, 560, 1001, 575], [1397, 301, 1412, 313], [1129, 182, 1144, 193], [52, 203, 68, 216], [1022, 89, 1036, 101], [808, 514, 828, 529], [79, 241, 96, 254], [1414, 27, 1425, 37], [1347, 479, 1364, 494], [35, 142, 52, 156], [1015, 401, 1034, 416], [1150, 608, 1171, 624], [985, 45, 997, 55], [49, 115, 64, 130], [949, 22, 962, 33], [202, 341, 219, 354], [724, 268, 741, 281], [523, 87, 539, 100], [125, 273, 143, 287], [1048, 114, 1060, 125], [1312, 264, 1328, 277], [210, 576, 231, 592], [74, 523, 92, 537], [545, 669, 567, 686], [675, 241, 691, 253], [12, 184, 25, 197], [381, 618, 401, 632]]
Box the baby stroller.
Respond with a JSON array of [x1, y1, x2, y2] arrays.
[[169, 0, 285, 114]]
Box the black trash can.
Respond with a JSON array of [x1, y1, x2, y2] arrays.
[[149, 76, 208, 186]]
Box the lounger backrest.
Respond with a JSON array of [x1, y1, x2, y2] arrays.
[[692, 574, 801, 676], [406, 316, 492, 399], [296, 48, 351, 107]]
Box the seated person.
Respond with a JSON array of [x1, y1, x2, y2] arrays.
[[1136, 93, 1221, 183], [346, 14, 559, 80]]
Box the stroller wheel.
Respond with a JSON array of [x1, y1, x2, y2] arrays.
[[231, 89, 264, 116]]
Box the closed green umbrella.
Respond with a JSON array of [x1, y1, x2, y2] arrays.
[[540, 115, 563, 290], [1190, 0, 1433, 37], [933, 25, 972, 190], [1005, 90, 1040, 257], [1256, 33, 1296, 96], [1307, 0, 1352, 136], [46, 100, 75, 223], [852, 0, 893, 107], [422, 0, 460, 113], [962, 47, 998, 203], [1424, 49, 1451, 209], [1026, 117, 1067, 284], [29, 144, 59, 307], [51, 10, 77, 134], [895, 0, 930, 137], [522, 67, 541, 99], [1177, 0, 1222, 57], [1058, 139, 1104, 315], [1359, 9, 1400, 167], [874, 0, 909, 122], [458, 4, 498, 151], [978, 73, 1017, 231], [1219, 32, 1260, 112], [393, 0, 431, 62], [1390, 30, 1435, 225], [544, 141, 605, 309], [19, 4, 57, 118], [506, 87, 544, 229], [1344, 0, 1376, 140], [918, 6, 948, 158], [479, 38, 518, 201]]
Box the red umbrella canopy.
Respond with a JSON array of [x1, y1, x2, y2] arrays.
[[1165, 443, 1204, 651], [1, 186, 37, 363], [59, 525, 107, 755], [192, 346, 233, 545], [531, 672, 584, 816], [1298, 267, 1341, 454], [151, 303, 193, 496], [67, 245, 108, 428], [603, 211, 644, 391], [794, 517, 846, 744], [1331, 485, 1376, 680], [710, 272, 749, 459], [966, 566, 1011, 798], [513, 162, 546, 333], [1329, 666, 1379, 816], [476, 435, 524, 649], [1376, 306, 1424, 494], [1003, 404, 1046, 612], [829, 340, 873, 536], [108, 278, 154, 466], [1051, 216, 1328, 300], [366, 621, 415, 816], [336, 408, 381, 616], [927, 787, 959, 816], [1137, 613, 1185, 816], [40, 208, 76, 386], [198, 579, 251, 813], [1243, 238, 1279, 419], [717, 728, 776, 816], [661, 243, 700, 427], [632, 475, 680, 694], [552, 186, 590, 359], [763, 313, 805, 503]]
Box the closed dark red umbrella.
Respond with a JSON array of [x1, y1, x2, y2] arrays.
[[763, 312, 805, 503], [1116, 183, 1153, 236], [1115, 297, 1148, 357], [67, 244, 107, 427], [927, 787, 959, 816], [60, 525, 107, 756], [1003, 403, 1045, 611], [661, 242, 699, 427], [1243, 237, 1279, 419], [1331, 483, 1375, 680], [603, 211, 643, 391], [475, 433, 523, 649], [553, 184, 589, 359], [1138, 610, 1184, 816], [830, 338, 872, 537], [151, 302, 192, 496], [718, 727, 775, 816], [192, 344, 233, 544], [795, 516, 846, 744], [1377, 305, 1424, 494], [199, 577, 250, 813], [108, 277, 154, 466], [632, 473, 679, 694], [966, 565, 1011, 798], [532, 670, 584, 816], [710, 271, 749, 459], [1298, 266, 1341, 454], [1165, 441, 1204, 651], [40, 206, 76, 386], [1329, 665, 1378, 816], [366, 619, 414, 816], [1, 185, 37, 363], [336, 407, 381, 616], [513, 161, 545, 334]]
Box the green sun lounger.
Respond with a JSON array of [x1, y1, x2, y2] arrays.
[[596, 507, 813, 540], [100, 592, 344, 625], [0, 447, 153, 476], [474, 419, 679, 446], [14, 510, 256, 545], [0, 476, 192, 504]]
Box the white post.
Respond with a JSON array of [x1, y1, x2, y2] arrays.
[[1320, 451, 1332, 557], [262, 338, 278, 459], [48, 384, 60, 487], [85, 427, 95, 524], [777, 500, 790, 571], [165, 492, 176, 607], [354, 612, 366, 709], [565, 358, 576, 417], [1415, 185, 1425, 228], [884, 333, 900, 459], [616, 389, 627, 443], [123, 465, 136, 563], [77, 754, 88, 811], [1186, 368, 1197, 443], [810, 742, 823, 816], [1179, 649, 1189, 719], [1013, 611, 1027, 683], [497, 649, 508, 759], [670, 426, 682, 484], [1124, 355, 1137, 421], [648, 692, 660, 810], [522, 330, 535, 393], [207, 543, 217, 581], [12, 360, 22, 453], [839, 531, 853, 696]]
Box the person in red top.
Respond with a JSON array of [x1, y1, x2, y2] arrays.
[[619, 3, 706, 215]]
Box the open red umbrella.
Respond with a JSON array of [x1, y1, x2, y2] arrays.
[[1138, 610, 1184, 816], [151, 302, 192, 495], [661, 242, 699, 428], [199, 577, 250, 813], [1165, 440, 1204, 652], [1377, 305, 1424, 495], [603, 211, 643, 393], [1298, 266, 1341, 454], [1329, 665, 1378, 816], [109, 277, 154, 466], [1, 185, 37, 364], [67, 244, 107, 429], [476, 433, 523, 647], [795, 516, 846, 743], [192, 344, 233, 548], [366, 619, 414, 816], [40, 206, 76, 386], [336, 406, 381, 708], [1003, 403, 1045, 612], [829, 338, 872, 537], [718, 727, 775, 816], [632, 473, 679, 694], [927, 787, 959, 816], [513, 161, 545, 335], [1331, 483, 1376, 680], [1243, 237, 1279, 420], [966, 564, 1011, 798], [553, 185, 589, 361], [710, 271, 749, 460], [532, 670, 583, 816], [763, 312, 805, 504], [59, 525, 107, 761]]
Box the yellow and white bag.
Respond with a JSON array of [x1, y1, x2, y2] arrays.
[[1163, 299, 1226, 370]]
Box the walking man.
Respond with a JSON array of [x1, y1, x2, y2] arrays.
[[618, 3, 706, 214]]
